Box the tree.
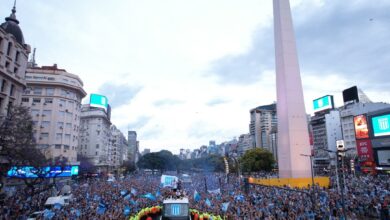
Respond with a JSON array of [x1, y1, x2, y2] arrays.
[[0, 105, 64, 195], [121, 160, 136, 174], [240, 148, 276, 173]]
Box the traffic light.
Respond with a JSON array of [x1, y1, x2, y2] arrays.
[[336, 140, 345, 163]]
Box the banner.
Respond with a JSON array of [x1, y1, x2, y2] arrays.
[[356, 139, 374, 162], [160, 175, 178, 188]]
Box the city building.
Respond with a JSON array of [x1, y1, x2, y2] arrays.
[[0, 5, 31, 116], [79, 104, 111, 172], [128, 131, 139, 163], [340, 102, 390, 156], [109, 125, 128, 168], [22, 64, 86, 163], [237, 134, 252, 156], [141, 148, 150, 156], [310, 109, 343, 169], [249, 103, 277, 151]]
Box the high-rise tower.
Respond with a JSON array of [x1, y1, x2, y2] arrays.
[[273, 0, 311, 178]]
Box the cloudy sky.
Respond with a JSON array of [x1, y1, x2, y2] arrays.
[[3, 0, 390, 153]]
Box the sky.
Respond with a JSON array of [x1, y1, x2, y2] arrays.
[[2, 0, 390, 154]]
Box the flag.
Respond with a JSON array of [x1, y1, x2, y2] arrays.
[[235, 195, 245, 202], [97, 202, 106, 215], [93, 194, 100, 201], [120, 190, 128, 196], [194, 190, 201, 202], [75, 209, 81, 217], [141, 193, 156, 201], [130, 199, 137, 205], [205, 198, 212, 207], [54, 203, 62, 210], [221, 202, 230, 212], [124, 194, 131, 200], [156, 189, 161, 198], [124, 206, 131, 216], [131, 188, 137, 196], [43, 209, 55, 219], [208, 188, 221, 194]]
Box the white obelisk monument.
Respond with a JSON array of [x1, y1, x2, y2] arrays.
[[273, 0, 312, 178]]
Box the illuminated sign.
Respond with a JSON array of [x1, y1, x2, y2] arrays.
[[90, 94, 108, 111], [7, 166, 79, 178], [356, 139, 374, 162], [313, 95, 334, 112], [372, 114, 390, 137], [354, 115, 369, 139]]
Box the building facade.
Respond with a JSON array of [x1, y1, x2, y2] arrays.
[[79, 104, 111, 171], [109, 125, 128, 168], [340, 102, 390, 156], [22, 64, 86, 163], [127, 131, 139, 164], [237, 133, 252, 156], [0, 6, 31, 116], [249, 103, 277, 153]]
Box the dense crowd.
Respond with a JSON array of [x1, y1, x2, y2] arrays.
[[0, 171, 389, 219]]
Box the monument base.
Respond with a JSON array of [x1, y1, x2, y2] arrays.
[[248, 176, 330, 189]]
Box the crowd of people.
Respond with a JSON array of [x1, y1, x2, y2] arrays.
[[0, 171, 389, 219]]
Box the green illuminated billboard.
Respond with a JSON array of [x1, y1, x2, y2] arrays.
[[372, 114, 390, 137], [313, 95, 333, 112], [90, 94, 108, 111]]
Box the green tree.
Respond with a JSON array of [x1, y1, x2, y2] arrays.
[[240, 148, 275, 173]]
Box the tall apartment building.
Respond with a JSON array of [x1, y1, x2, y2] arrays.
[[127, 131, 139, 163], [0, 5, 31, 116], [109, 125, 128, 168], [79, 104, 111, 171], [22, 64, 86, 163], [310, 109, 343, 168], [237, 134, 252, 156], [249, 103, 277, 152]]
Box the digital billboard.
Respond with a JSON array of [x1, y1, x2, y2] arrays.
[[354, 115, 369, 139], [371, 114, 390, 137], [90, 94, 108, 111], [313, 95, 334, 112], [356, 139, 374, 162], [7, 166, 79, 178], [376, 150, 390, 166], [342, 86, 359, 103]]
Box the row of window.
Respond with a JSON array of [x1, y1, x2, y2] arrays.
[[0, 79, 15, 96], [0, 36, 21, 71], [24, 87, 80, 101]]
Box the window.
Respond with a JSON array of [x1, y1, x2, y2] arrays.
[[1, 79, 6, 92], [65, 134, 71, 142], [22, 97, 29, 102], [9, 84, 14, 96], [55, 145, 62, 149], [96, 144, 99, 149], [68, 101, 74, 108], [5, 62, 10, 70], [57, 122, 64, 130], [33, 88, 42, 95], [6, 42, 12, 56], [32, 98, 41, 103], [64, 145, 70, 150], [42, 110, 51, 117], [46, 88, 54, 96], [41, 121, 50, 128], [58, 111, 65, 118], [44, 98, 53, 104], [56, 133, 62, 141], [59, 99, 66, 107], [31, 109, 39, 116], [96, 152, 98, 155], [61, 89, 67, 96], [13, 67, 18, 74], [15, 51, 20, 62]]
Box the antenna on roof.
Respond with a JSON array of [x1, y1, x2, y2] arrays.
[[14, 0, 17, 8], [28, 48, 37, 68]]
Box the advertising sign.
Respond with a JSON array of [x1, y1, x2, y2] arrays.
[[7, 166, 79, 178], [356, 139, 374, 162], [160, 175, 178, 188], [372, 114, 390, 137], [313, 95, 334, 112], [354, 115, 369, 139], [90, 94, 108, 111], [376, 150, 390, 166]]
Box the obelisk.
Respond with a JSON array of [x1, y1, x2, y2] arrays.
[[273, 0, 311, 178]]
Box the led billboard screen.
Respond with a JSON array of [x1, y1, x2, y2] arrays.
[[90, 94, 108, 111], [354, 115, 369, 139], [313, 95, 334, 112], [356, 139, 374, 162], [377, 150, 390, 166], [342, 86, 359, 103], [372, 114, 390, 137], [7, 166, 79, 178]]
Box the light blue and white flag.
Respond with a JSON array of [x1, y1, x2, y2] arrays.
[[120, 190, 128, 196], [141, 193, 156, 201], [221, 202, 230, 212], [130, 187, 137, 196], [208, 188, 221, 194], [194, 190, 201, 202], [205, 198, 212, 207], [124, 206, 131, 216]]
